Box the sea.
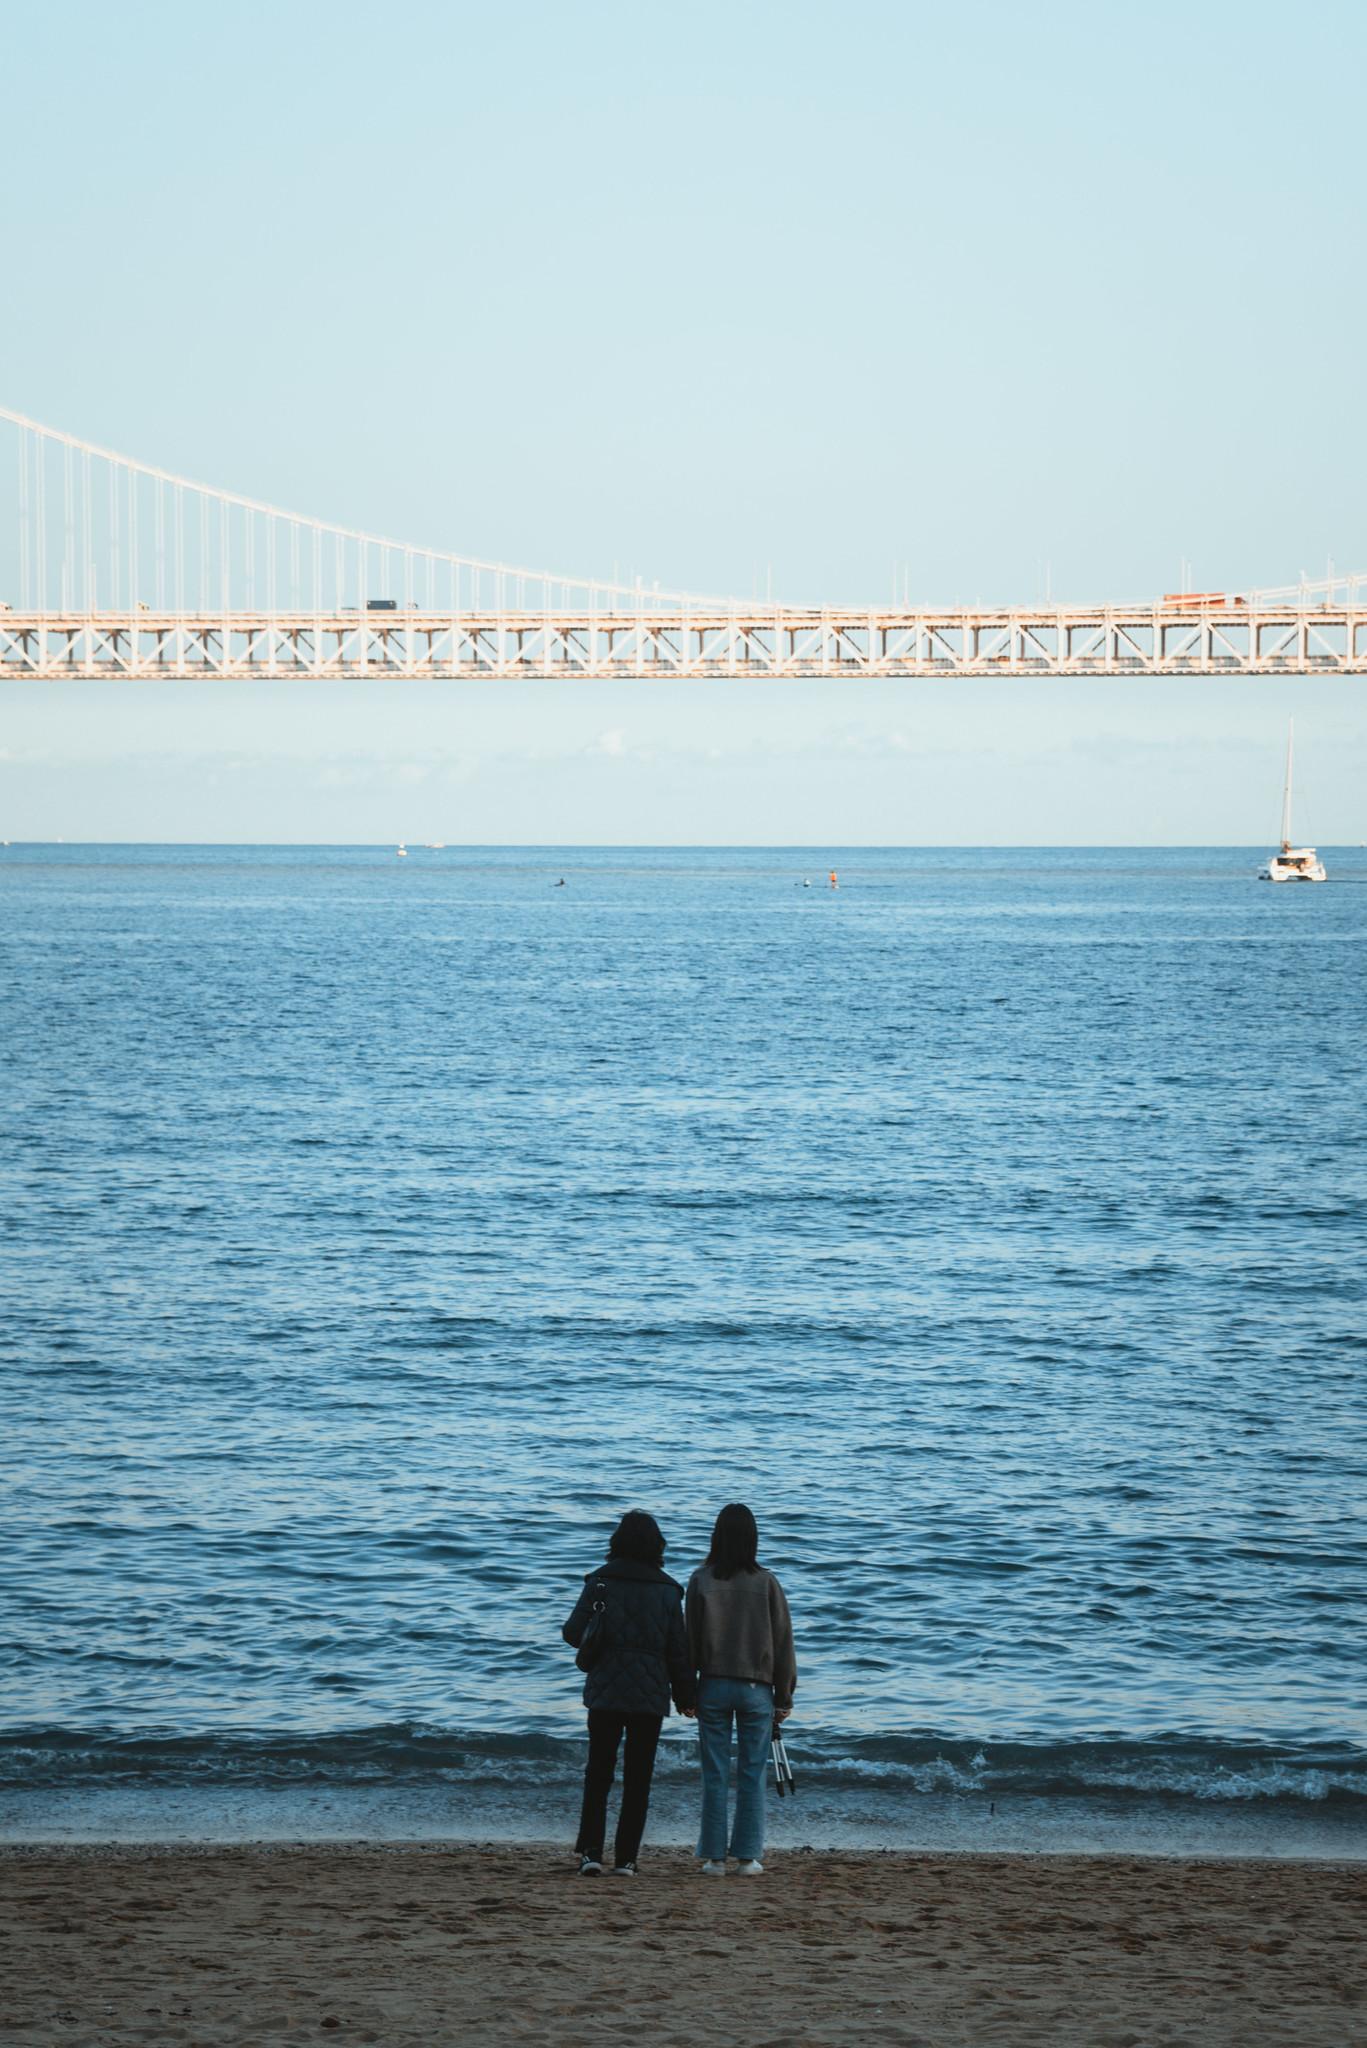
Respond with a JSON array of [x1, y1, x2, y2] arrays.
[[2, 845, 1364, 1857]]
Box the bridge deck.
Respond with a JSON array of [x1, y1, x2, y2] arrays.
[[2, 606, 1364, 679]]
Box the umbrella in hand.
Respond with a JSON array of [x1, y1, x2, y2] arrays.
[[770, 1719, 796, 1797]]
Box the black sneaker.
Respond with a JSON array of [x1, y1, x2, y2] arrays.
[[578, 1855, 603, 1876], [610, 1861, 638, 1877]]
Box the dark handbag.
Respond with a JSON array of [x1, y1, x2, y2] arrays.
[[574, 1581, 610, 1672]]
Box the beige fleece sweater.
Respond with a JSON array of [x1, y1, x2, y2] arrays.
[[685, 1564, 797, 1710]]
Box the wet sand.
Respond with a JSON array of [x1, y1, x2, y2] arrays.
[[1, 1843, 1363, 2047]]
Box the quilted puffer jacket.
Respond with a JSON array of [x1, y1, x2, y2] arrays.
[[562, 1558, 696, 1717]]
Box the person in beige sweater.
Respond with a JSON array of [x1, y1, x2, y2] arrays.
[[685, 1503, 797, 1876]]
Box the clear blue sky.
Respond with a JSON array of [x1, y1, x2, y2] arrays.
[[2, 0, 1365, 841]]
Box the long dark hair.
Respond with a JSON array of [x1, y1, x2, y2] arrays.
[[608, 1510, 666, 1566], [706, 1502, 759, 1580]]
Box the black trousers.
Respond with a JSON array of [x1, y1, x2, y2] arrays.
[[575, 1709, 663, 1866]]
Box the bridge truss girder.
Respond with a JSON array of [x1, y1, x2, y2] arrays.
[[1, 607, 1365, 679]]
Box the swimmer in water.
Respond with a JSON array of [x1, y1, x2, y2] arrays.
[[829, 869, 838, 889]]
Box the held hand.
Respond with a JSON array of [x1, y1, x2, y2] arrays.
[[774, 1706, 791, 1723], [681, 1707, 697, 1719]]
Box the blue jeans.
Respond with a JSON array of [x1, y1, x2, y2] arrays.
[[695, 1676, 774, 1862]]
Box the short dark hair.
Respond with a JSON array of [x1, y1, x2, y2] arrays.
[[706, 1502, 759, 1579], [609, 1510, 666, 1566]]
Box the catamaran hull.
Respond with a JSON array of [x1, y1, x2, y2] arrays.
[[1259, 860, 1327, 882]]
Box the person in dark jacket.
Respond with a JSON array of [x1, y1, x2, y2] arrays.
[[562, 1510, 696, 1877]]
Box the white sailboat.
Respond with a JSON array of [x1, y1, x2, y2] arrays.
[[1258, 721, 1326, 882]]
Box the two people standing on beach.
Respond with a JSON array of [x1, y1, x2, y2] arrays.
[[562, 1502, 797, 1877]]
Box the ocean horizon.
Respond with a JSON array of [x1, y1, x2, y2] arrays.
[[7, 841, 1367, 852]]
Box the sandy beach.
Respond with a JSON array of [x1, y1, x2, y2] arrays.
[[1, 1843, 1363, 2047]]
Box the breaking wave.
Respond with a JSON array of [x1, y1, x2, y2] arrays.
[[5, 1726, 1364, 1807]]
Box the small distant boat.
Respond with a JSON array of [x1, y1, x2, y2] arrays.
[[396, 843, 408, 858], [1258, 721, 1326, 882]]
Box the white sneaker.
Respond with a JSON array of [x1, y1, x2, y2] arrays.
[[735, 1859, 764, 1876], [700, 1859, 726, 1877]]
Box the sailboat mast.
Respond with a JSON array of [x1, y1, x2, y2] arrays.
[[1281, 719, 1294, 851]]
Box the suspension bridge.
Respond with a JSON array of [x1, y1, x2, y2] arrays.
[[2, 406, 1364, 681]]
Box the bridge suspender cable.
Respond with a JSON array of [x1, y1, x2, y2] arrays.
[[0, 404, 748, 616]]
